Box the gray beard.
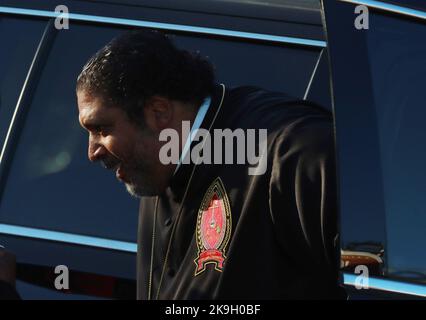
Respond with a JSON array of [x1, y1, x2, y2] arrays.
[[124, 182, 143, 198], [124, 182, 157, 198], [123, 170, 158, 198]]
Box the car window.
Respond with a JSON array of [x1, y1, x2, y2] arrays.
[[366, 12, 426, 283], [0, 21, 320, 243], [171, 36, 319, 97], [0, 17, 46, 149], [325, 2, 426, 285], [0, 24, 140, 242]]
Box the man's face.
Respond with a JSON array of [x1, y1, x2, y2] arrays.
[[77, 90, 172, 197]]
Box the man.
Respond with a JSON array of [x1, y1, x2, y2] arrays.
[[77, 29, 345, 299]]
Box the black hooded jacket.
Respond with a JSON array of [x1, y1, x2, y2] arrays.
[[136, 84, 346, 300]]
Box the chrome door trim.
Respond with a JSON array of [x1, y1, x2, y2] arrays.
[[303, 48, 324, 100], [339, 0, 426, 21], [344, 273, 426, 297], [0, 6, 326, 48], [0, 21, 55, 176], [0, 223, 137, 253]]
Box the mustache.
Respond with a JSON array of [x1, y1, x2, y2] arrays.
[[100, 156, 121, 170]]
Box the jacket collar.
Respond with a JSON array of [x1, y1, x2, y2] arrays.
[[168, 83, 226, 201]]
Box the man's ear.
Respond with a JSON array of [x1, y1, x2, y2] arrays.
[[143, 95, 174, 132]]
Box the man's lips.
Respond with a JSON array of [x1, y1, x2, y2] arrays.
[[102, 158, 120, 170], [100, 159, 129, 183]]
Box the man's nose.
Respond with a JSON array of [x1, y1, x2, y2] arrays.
[[88, 138, 106, 162]]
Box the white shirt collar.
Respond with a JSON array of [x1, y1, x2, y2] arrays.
[[174, 96, 211, 174]]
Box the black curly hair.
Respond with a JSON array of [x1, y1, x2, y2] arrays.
[[76, 29, 215, 124]]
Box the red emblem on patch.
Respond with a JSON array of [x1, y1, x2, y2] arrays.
[[194, 177, 232, 276]]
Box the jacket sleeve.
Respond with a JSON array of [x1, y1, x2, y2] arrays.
[[0, 280, 20, 300], [269, 112, 345, 298]]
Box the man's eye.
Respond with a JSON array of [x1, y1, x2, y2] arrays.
[[94, 126, 108, 135]]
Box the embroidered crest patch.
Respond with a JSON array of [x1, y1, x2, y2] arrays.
[[194, 177, 232, 276]]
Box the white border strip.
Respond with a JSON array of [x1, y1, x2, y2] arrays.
[[0, 6, 326, 48], [0, 223, 137, 253]]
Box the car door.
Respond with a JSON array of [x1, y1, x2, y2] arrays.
[[1, 0, 329, 299], [322, 0, 426, 299]]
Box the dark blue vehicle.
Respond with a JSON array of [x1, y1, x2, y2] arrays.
[[0, 0, 424, 299]]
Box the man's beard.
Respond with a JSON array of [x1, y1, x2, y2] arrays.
[[124, 177, 154, 198], [124, 182, 144, 198], [102, 150, 157, 198], [120, 160, 158, 198]]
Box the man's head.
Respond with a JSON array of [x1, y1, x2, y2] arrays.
[[76, 29, 215, 197]]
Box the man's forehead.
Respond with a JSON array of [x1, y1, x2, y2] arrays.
[[79, 107, 105, 123], [78, 93, 110, 123], [78, 90, 100, 109]]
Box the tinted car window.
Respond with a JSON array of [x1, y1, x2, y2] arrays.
[[0, 22, 319, 242], [0, 24, 140, 242], [172, 36, 319, 97], [366, 13, 426, 282], [324, 1, 426, 289], [0, 17, 46, 148]]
